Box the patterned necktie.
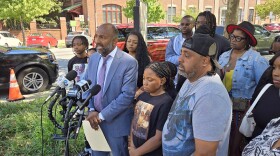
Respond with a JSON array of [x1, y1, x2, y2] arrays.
[[94, 55, 110, 112]]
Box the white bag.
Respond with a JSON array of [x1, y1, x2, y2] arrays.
[[239, 83, 272, 137]]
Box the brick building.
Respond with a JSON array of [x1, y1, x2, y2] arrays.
[[63, 0, 274, 36]]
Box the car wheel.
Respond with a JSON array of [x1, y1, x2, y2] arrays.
[[17, 67, 49, 94], [66, 45, 71, 48]]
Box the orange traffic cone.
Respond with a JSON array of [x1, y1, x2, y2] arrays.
[[6, 68, 25, 102]]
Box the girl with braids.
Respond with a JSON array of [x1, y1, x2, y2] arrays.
[[124, 31, 151, 88], [129, 62, 173, 156], [67, 36, 89, 82]]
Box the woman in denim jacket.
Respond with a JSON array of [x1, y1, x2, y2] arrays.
[[218, 21, 269, 156]]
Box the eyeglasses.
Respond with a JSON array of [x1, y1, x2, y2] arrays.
[[180, 23, 192, 27], [229, 34, 246, 42]]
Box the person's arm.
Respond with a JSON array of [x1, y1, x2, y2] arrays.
[[194, 139, 219, 156], [101, 58, 138, 122], [129, 130, 162, 156], [165, 37, 179, 66]]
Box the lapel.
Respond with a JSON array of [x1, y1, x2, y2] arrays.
[[92, 54, 101, 85], [103, 49, 123, 96]]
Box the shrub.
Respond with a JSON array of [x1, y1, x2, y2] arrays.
[[0, 97, 84, 155]]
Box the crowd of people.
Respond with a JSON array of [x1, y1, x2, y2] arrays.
[[66, 10, 280, 156]]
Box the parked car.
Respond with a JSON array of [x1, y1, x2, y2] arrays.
[[93, 24, 181, 62], [0, 46, 59, 94], [215, 25, 277, 53], [27, 32, 58, 49], [263, 23, 280, 32], [0, 31, 22, 47], [65, 31, 93, 48]]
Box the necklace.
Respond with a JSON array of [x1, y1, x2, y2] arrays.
[[225, 50, 246, 71]]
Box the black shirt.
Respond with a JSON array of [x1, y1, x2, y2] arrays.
[[252, 85, 280, 138], [67, 56, 88, 72], [213, 34, 231, 60], [132, 92, 173, 156]]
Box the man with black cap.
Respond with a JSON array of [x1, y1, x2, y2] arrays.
[[162, 32, 232, 156]]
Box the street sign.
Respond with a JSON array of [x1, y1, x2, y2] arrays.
[[70, 20, 77, 27]]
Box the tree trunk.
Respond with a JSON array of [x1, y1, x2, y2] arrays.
[[224, 0, 240, 38], [20, 16, 26, 46]]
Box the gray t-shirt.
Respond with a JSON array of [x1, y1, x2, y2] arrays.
[[162, 74, 232, 156]]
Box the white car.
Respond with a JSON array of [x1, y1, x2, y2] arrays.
[[65, 31, 93, 48], [0, 31, 22, 47]]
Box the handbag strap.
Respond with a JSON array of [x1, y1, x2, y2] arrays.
[[245, 83, 273, 116]]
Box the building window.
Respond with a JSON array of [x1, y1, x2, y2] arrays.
[[189, 7, 196, 13], [248, 9, 254, 23], [102, 4, 122, 24], [220, 9, 227, 26], [238, 8, 243, 22], [205, 8, 212, 12], [167, 6, 176, 23]]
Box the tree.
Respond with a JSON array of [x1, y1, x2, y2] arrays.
[[0, 0, 61, 45], [173, 8, 199, 23], [255, 0, 280, 20], [123, 0, 165, 23], [224, 0, 240, 37]]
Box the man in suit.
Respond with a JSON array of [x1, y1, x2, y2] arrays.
[[85, 23, 138, 156]]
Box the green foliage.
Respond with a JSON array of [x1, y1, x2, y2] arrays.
[[255, 0, 280, 19], [0, 97, 84, 155], [0, 0, 61, 22], [123, 0, 165, 23], [173, 8, 199, 23]]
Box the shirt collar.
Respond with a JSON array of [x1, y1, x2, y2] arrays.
[[225, 48, 252, 61]]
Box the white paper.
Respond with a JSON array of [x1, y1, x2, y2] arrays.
[[82, 120, 111, 151]]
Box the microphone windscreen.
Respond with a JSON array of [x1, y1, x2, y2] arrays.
[[87, 80, 92, 85], [90, 84, 101, 96], [66, 70, 77, 80]]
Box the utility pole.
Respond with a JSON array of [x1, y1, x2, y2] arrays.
[[134, 0, 140, 32]]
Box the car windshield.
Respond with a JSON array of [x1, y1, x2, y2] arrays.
[[68, 32, 83, 35]]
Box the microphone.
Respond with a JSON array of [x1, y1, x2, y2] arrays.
[[67, 80, 92, 99], [78, 84, 101, 110], [45, 70, 77, 102]]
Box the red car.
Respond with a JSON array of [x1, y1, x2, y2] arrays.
[[93, 24, 180, 62], [27, 32, 58, 48], [263, 23, 280, 32]]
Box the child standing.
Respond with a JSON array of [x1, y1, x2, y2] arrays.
[[67, 36, 89, 82], [129, 62, 174, 156]]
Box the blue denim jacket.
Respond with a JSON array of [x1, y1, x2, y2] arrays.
[[218, 48, 269, 99]]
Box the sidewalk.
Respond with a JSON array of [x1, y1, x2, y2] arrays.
[[0, 84, 56, 103]]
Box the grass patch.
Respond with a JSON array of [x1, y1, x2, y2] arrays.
[[0, 97, 84, 155]]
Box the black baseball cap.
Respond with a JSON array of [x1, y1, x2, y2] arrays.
[[182, 33, 222, 69]]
